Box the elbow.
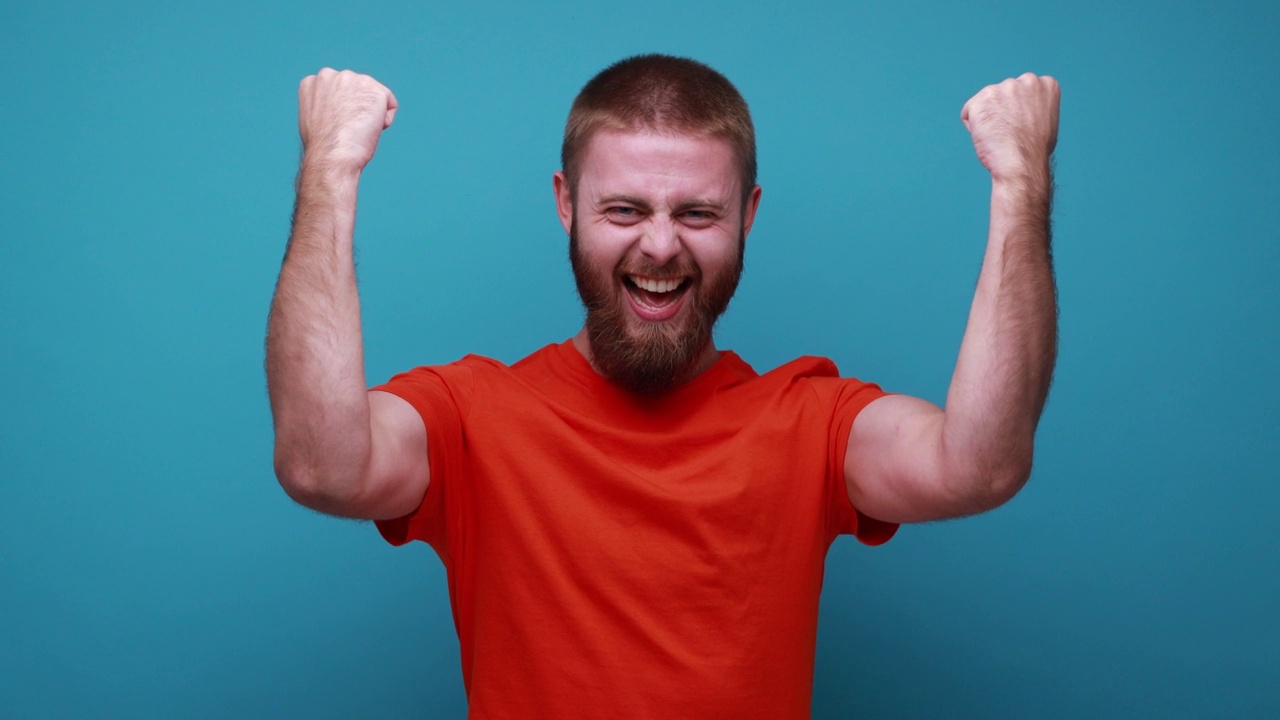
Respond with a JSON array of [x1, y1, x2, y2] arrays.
[[945, 445, 1034, 516], [984, 455, 1033, 509], [973, 447, 1034, 512], [273, 449, 326, 508], [273, 444, 364, 514]]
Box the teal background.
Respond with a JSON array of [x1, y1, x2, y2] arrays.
[[2, 0, 1277, 717]]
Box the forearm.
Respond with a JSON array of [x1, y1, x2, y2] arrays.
[[844, 74, 1059, 522], [941, 169, 1057, 502], [266, 161, 373, 508]]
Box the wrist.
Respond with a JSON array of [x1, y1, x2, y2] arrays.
[[990, 157, 1052, 193], [301, 149, 364, 180], [988, 166, 1054, 249], [296, 155, 362, 201], [992, 167, 1052, 204]]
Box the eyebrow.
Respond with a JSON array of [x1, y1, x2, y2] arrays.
[[596, 194, 652, 211]]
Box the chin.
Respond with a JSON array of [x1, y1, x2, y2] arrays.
[[569, 225, 743, 395]]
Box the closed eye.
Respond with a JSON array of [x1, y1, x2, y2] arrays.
[[606, 206, 643, 224], [680, 209, 719, 227]]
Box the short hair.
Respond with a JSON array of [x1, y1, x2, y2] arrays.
[[561, 54, 757, 201]]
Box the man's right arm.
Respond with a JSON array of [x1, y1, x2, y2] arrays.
[[266, 68, 429, 520]]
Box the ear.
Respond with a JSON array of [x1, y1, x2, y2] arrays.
[[740, 185, 763, 241], [552, 171, 574, 236]]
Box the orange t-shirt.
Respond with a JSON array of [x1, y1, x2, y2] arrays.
[[375, 340, 896, 719]]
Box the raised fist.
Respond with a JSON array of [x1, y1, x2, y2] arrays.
[[298, 68, 398, 172], [961, 73, 1059, 182]]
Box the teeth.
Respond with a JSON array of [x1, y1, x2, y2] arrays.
[[631, 276, 683, 293]]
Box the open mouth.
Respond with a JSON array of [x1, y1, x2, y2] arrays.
[[623, 274, 690, 316]]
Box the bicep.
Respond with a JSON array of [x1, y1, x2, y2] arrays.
[[844, 394, 954, 524], [362, 389, 430, 520]]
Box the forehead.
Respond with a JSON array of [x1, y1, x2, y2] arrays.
[[578, 129, 741, 205]]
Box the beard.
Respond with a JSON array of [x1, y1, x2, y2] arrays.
[[570, 221, 744, 395]]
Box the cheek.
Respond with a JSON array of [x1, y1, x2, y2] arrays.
[[690, 234, 743, 274], [572, 236, 623, 279], [579, 226, 637, 268]]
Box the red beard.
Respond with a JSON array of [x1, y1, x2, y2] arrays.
[[570, 222, 743, 394]]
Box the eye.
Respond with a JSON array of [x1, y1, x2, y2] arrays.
[[680, 209, 718, 227], [606, 206, 643, 224]]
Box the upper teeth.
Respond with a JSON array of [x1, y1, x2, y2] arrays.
[[632, 276, 682, 293]]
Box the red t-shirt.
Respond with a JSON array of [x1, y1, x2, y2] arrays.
[[375, 340, 895, 719]]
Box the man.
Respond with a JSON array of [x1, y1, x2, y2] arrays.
[[267, 55, 1059, 718]]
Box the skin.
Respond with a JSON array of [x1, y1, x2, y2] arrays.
[[267, 68, 1060, 526], [554, 129, 762, 389], [267, 68, 426, 519], [846, 73, 1060, 522]]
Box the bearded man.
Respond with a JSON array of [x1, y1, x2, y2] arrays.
[[267, 55, 1060, 718]]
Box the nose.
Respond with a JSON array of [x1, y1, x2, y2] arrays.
[[638, 216, 681, 266]]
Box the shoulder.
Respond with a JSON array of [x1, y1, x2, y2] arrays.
[[752, 355, 880, 399], [384, 345, 550, 389], [741, 354, 889, 430], [762, 355, 841, 381], [375, 352, 520, 421]]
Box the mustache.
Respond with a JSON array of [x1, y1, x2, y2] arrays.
[[616, 257, 699, 281]]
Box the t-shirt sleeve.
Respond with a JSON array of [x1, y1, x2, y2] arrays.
[[818, 375, 899, 546], [369, 363, 473, 554]]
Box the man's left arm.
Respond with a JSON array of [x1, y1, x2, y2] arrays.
[[846, 73, 1060, 524]]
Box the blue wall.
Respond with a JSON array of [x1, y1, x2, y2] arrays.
[[2, 1, 1276, 717]]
